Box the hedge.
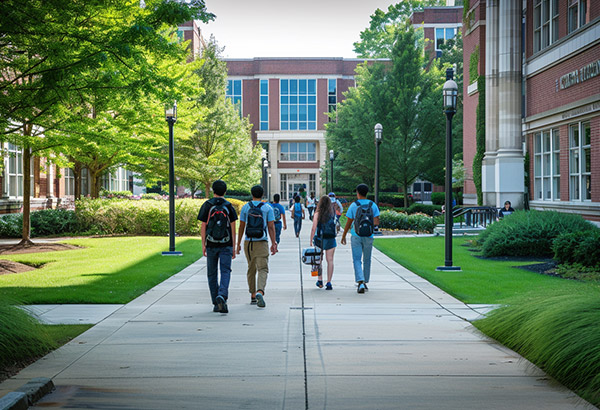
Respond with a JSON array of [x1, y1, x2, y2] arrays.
[[0, 209, 80, 238], [406, 203, 442, 216], [379, 210, 435, 233], [553, 230, 600, 267], [477, 210, 596, 257]]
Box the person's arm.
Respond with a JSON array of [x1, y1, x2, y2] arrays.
[[302, 205, 306, 219], [282, 207, 287, 230], [268, 221, 278, 255], [230, 221, 237, 260], [341, 218, 353, 245], [201, 222, 208, 257], [237, 221, 245, 255], [309, 212, 319, 246]]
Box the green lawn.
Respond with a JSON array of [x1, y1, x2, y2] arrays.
[[0, 237, 202, 304], [374, 236, 592, 304]]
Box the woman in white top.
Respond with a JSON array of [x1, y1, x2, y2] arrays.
[[306, 192, 316, 221]]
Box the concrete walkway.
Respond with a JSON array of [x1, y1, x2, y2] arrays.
[[1, 220, 595, 409]]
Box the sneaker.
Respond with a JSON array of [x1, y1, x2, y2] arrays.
[[357, 282, 365, 294], [364, 283, 369, 291], [250, 297, 257, 305], [316, 280, 323, 288], [256, 292, 266, 308], [216, 295, 228, 313], [213, 305, 220, 312], [326, 282, 333, 290]]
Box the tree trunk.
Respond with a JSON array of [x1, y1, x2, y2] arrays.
[[90, 171, 102, 198], [204, 182, 211, 199], [20, 145, 33, 246], [402, 183, 409, 211], [73, 161, 82, 200]]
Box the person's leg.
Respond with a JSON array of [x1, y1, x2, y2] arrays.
[[244, 241, 257, 297], [275, 222, 282, 244], [218, 247, 232, 300], [350, 235, 365, 283], [206, 247, 219, 306], [294, 216, 301, 236], [326, 247, 335, 284], [362, 237, 374, 284], [255, 241, 269, 293]]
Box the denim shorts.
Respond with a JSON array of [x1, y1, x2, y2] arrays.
[[314, 235, 336, 251]]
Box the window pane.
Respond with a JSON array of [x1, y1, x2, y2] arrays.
[[308, 142, 316, 153], [570, 149, 579, 173], [299, 79, 307, 94], [584, 148, 591, 173], [328, 79, 336, 93], [308, 121, 316, 130], [552, 130, 560, 150], [543, 153, 550, 175], [583, 122, 591, 145], [571, 176, 579, 200], [543, 131, 550, 151], [553, 152, 560, 175], [446, 28, 454, 39], [584, 175, 591, 200], [290, 79, 297, 94], [570, 125, 579, 147], [260, 96, 268, 105], [534, 155, 541, 176], [535, 178, 542, 199], [233, 80, 241, 95], [553, 177, 560, 200], [535, 133, 542, 153], [281, 80, 288, 95], [308, 80, 316, 94], [260, 80, 268, 94]]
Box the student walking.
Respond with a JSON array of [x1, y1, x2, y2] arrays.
[[237, 185, 278, 308], [307, 192, 316, 221], [198, 180, 238, 313], [291, 195, 305, 237], [341, 184, 380, 294], [310, 195, 337, 290], [270, 194, 287, 244]]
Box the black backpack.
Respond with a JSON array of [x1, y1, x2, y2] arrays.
[[206, 199, 231, 243], [318, 216, 337, 239], [353, 200, 374, 237], [245, 202, 266, 239]]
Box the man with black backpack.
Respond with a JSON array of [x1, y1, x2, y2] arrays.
[[236, 185, 277, 308], [198, 180, 238, 313], [341, 183, 380, 294]]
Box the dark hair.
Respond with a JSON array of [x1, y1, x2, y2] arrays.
[[212, 180, 227, 196], [273, 194, 280, 203], [316, 195, 333, 225], [504, 201, 511, 206], [294, 195, 301, 203], [356, 183, 369, 197], [251, 185, 264, 198]]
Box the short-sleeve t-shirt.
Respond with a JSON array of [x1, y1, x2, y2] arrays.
[[270, 202, 286, 225], [292, 202, 304, 218], [345, 199, 381, 238], [197, 197, 238, 248], [239, 201, 275, 242]]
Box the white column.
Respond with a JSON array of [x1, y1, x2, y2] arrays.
[[495, 0, 524, 208], [47, 163, 54, 198], [1, 143, 9, 198], [483, 0, 499, 206]]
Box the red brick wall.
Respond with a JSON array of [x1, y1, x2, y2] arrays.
[[317, 78, 328, 130], [268, 78, 279, 131], [591, 116, 600, 202], [527, 47, 600, 117], [227, 58, 365, 77], [243, 79, 259, 143]]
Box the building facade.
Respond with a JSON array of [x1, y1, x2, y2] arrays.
[[463, 0, 600, 222], [224, 58, 386, 201]]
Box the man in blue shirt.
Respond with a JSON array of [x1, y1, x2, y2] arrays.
[[270, 194, 287, 244], [341, 184, 380, 294], [237, 185, 277, 307]]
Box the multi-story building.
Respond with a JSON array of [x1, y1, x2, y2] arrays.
[[463, 0, 599, 222], [224, 58, 387, 201]]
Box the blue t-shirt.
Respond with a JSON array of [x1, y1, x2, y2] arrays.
[[240, 201, 275, 241], [345, 199, 380, 238], [270, 203, 286, 225], [292, 202, 303, 218]]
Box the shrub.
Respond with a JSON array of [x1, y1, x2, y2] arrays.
[[553, 230, 600, 267], [475, 289, 600, 407], [0, 214, 24, 238], [141, 193, 163, 200], [378, 210, 435, 233], [555, 263, 600, 281], [431, 192, 445, 205], [477, 210, 596, 258], [99, 189, 133, 198], [406, 203, 442, 216], [31, 209, 80, 236]]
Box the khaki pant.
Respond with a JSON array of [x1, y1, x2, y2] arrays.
[[244, 240, 269, 295]]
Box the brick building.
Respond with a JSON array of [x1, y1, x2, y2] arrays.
[[224, 58, 388, 201], [463, 0, 600, 222]]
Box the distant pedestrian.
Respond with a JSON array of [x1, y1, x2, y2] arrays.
[[341, 184, 380, 294], [291, 195, 305, 237], [307, 192, 316, 221], [237, 185, 278, 308], [198, 180, 238, 313], [498, 200, 515, 219], [310, 195, 337, 290], [270, 193, 287, 244]]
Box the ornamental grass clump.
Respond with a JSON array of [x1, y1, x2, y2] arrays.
[[478, 210, 596, 257], [475, 289, 600, 407]]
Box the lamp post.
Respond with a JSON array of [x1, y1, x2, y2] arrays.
[[162, 102, 182, 256], [374, 123, 383, 206], [437, 68, 460, 271], [262, 157, 269, 200], [329, 149, 334, 193]]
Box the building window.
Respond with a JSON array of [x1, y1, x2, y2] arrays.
[[81, 168, 89, 197], [534, 0, 559, 53], [328, 79, 337, 122], [102, 167, 129, 192], [309, 174, 316, 195], [435, 27, 456, 51], [534, 129, 560, 201], [569, 122, 591, 201], [280, 79, 317, 131], [568, 0, 588, 34], [7, 143, 23, 197], [226, 79, 242, 117], [280, 142, 317, 162], [280, 174, 288, 201], [64, 168, 75, 196], [260, 79, 268, 130]]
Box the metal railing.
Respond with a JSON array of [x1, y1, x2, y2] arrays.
[[453, 206, 498, 227]]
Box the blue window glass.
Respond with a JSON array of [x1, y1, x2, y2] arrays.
[[308, 121, 316, 129], [328, 79, 336, 94], [290, 105, 297, 121], [299, 105, 307, 121], [281, 105, 288, 121], [260, 80, 268, 94], [260, 79, 268, 130], [261, 106, 268, 120], [260, 122, 268, 130], [281, 96, 288, 104], [308, 80, 316, 94], [280, 78, 317, 130], [308, 96, 316, 104], [290, 122, 298, 130], [299, 80, 307, 94], [299, 96, 306, 104], [290, 79, 297, 94], [226, 79, 243, 118], [281, 80, 288, 95], [299, 122, 307, 130], [446, 28, 455, 39], [282, 122, 289, 130], [261, 96, 268, 105], [233, 80, 241, 95], [290, 95, 297, 105], [308, 108, 316, 121]]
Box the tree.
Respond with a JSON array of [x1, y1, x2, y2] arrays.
[[0, 0, 214, 244], [327, 23, 445, 209]]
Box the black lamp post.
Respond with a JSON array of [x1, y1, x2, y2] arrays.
[[374, 123, 383, 206], [437, 68, 460, 271], [329, 149, 334, 193], [162, 102, 182, 256], [262, 157, 269, 199]]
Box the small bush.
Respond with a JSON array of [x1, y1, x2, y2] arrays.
[[31, 209, 80, 236], [431, 192, 445, 205], [406, 203, 443, 216], [475, 289, 600, 407], [553, 230, 600, 267], [141, 193, 163, 200], [0, 214, 24, 238], [100, 189, 133, 198], [478, 210, 596, 257], [379, 210, 435, 233], [555, 263, 600, 281]]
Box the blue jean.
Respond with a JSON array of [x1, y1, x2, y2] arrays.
[[206, 246, 232, 304], [308, 206, 315, 220], [294, 215, 302, 236], [351, 235, 374, 283], [274, 222, 282, 244]]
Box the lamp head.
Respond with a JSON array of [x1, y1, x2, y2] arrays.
[[329, 149, 334, 160], [165, 101, 177, 122], [443, 69, 458, 112], [374, 123, 383, 142]]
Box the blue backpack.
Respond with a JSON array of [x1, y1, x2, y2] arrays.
[[294, 202, 302, 217]]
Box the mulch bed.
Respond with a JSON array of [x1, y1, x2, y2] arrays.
[[0, 242, 81, 275]]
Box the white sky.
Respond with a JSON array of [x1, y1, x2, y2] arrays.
[[199, 0, 398, 58]]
